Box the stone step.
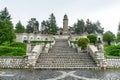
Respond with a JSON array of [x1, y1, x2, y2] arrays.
[[35, 39, 97, 69], [34, 66, 99, 69]]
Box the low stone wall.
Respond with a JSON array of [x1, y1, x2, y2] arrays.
[[106, 59, 120, 68], [0, 57, 26, 68]]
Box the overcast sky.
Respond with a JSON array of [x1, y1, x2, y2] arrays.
[[0, 0, 120, 34]]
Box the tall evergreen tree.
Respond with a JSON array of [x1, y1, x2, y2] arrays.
[[116, 23, 120, 42], [48, 13, 58, 35], [75, 19, 85, 34], [26, 18, 39, 33], [0, 19, 15, 44], [95, 21, 104, 34], [15, 21, 25, 33], [41, 20, 49, 34], [85, 19, 94, 34], [0, 7, 15, 44], [0, 7, 11, 21]]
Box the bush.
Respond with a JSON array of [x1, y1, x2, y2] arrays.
[[10, 42, 26, 50], [2, 41, 10, 46], [87, 34, 97, 45], [77, 37, 90, 49], [105, 45, 120, 56], [70, 41, 77, 44], [0, 46, 26, 56], [30, 40, 53, 44]]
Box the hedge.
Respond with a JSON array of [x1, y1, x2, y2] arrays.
[[30, 40, 53, 44], [104, 45, 120, 57], [0, 46, 26, 56]]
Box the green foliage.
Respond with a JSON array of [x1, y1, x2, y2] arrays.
[[0, 8, 15, 44], [118, 23, 120, 32], [41, 20, 48, 34], [0, 7, 11, 21], [85, 19, 95, 34], [0, 46, 26, 56], [48, 13, 58, 35], [77, 37, 90, 49], [41, 13, 58, 35], [15, 21, 25, 33], [87, 34, 97, 44], [0, 19, 16, 44], [103, 31, 115, 45], [73, 19, 103, 34], [10, 42, 26, 49], [26, 18, 39, 33], [70, 41, 78, 44], [0, 42, 26, 56], [74, 19, 85, 34], [2, 41, 10, 46], [116, 23, 120, 42], [30, 40, 53, 44], [105, 45, 120, 57], [116, 32, 120, 42]]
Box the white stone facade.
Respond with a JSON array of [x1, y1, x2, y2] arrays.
[[16, 33, 54, 42]]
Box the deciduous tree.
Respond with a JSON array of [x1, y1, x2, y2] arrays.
[[103, 31, 115, 45]]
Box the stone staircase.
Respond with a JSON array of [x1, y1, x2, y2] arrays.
[[35, 39, 98, 69]]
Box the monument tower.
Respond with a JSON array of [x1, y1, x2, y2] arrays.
[[63, 14, 69, 35]]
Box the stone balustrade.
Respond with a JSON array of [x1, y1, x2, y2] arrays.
[[106, 59, 120, 68], [87, 44, 106, 68], [27, 44, 43, 67]]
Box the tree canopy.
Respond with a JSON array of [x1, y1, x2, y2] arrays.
[[41, 13, 58, 35], [26, 18, 39, 34], [87, 34, 97, 45], [74, 19, 85, 34], [0, 7, 15, 44], [0, 7, 11, 21], [73, 19, 104, 34], [77, 37, 90, 49], [116, 23, 120, 42], [15, 21, 25, 33], [103, 31, 115, 45]]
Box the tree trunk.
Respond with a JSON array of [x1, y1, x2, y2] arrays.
[[108, 41, 111, 45]]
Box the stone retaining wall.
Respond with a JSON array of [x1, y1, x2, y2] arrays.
[[0, 57, 26, 68]]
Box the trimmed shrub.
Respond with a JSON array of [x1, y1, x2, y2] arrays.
[[0, 46, 26, 56], [77, 37, 90, 49], [87, 34, 97, 45], [70, 41, 77, 44], [2, 41, 10, 46], [105, 45, 120, 56], [30, 40, 53, 44], [10, 42, 26, 50]]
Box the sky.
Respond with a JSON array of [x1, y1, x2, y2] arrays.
[[0, 0, 120, 34]]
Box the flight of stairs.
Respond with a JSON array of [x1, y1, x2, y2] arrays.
[[35, 39, 98, 69]]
